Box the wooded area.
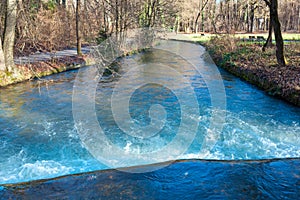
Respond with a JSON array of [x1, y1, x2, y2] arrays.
[[0, 0, 299, 74], [180, 0, 300, 34]]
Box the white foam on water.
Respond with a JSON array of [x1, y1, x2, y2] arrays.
[[18, 160, 73, 179], [2, 106, 299, 184], [0, 160, 73, 184]]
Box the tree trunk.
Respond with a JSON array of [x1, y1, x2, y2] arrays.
[[115, 0, 119, 33], [0, 37, 5, 71], [249, 4, 255, 33], [262, 11, 273, 51], [76, 0, 82, 56], [201, 2, 205, 32], [298, 5, 300, 31], [3, 0, 17, 72], [263, 0, 285, 66], [194, 12, 201, 33], [271, 0, 285, 66]]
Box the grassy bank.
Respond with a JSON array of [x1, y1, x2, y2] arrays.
[[192, 33, 300, 106], [0, 42, 149, 87], [0, 56, 93, 87], [188, 32, 300, 42]]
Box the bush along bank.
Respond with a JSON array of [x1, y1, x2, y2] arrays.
[[200, 35, 300, 107]]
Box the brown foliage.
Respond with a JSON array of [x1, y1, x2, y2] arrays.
[[15, 5, 76, 56]]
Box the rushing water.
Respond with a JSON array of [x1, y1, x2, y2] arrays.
[[0, 41, 300, 184]]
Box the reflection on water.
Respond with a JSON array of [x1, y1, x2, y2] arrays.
[[0, 41, 300, 184]]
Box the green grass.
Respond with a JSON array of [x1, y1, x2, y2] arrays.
[[171, 32, 299, 68], [184, 32, 300, 42], [233, 33, 300, 41]]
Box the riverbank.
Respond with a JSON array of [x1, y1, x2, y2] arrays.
[[0, 39, 150, 87], [0, 47, 94, 87], [168, 33, 300, 107], [1, 56, 92, 87]]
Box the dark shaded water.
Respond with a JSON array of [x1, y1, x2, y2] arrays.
[[1, 159, 299, 199]]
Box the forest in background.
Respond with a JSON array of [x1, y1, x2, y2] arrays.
[[0, 0, 298, 78], [0, 0, 299, 57]]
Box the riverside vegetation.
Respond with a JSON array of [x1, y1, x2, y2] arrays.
[[195, 33, 300, 106]]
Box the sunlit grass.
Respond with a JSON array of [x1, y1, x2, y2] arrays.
[[204, 33, 299, 67], [187, 32, 300, 41], [171, 32, 299, 67]]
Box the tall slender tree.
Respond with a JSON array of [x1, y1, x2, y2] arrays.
[[262, 5, 273, 51], [76, 0, 82, 55], [194, 0, 209, 33], [263, 0, 286, 66], [2, 0, 17, 72], [0, 37, 5, 71]]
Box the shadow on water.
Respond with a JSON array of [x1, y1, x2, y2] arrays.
[[1, 158, 299, 199]]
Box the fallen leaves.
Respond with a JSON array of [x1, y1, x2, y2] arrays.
[[205, 38, 300, 106]]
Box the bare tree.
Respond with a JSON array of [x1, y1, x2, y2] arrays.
[[0, 37, 5, 71], [262, 2, 273, 51], [76, 0, 82, 55], [263, 0, 286, 66], [248, 1, 259, 33], [194, 0, 209, 33], [278, 0, 298, 31], [3, 0, 17, 72]]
